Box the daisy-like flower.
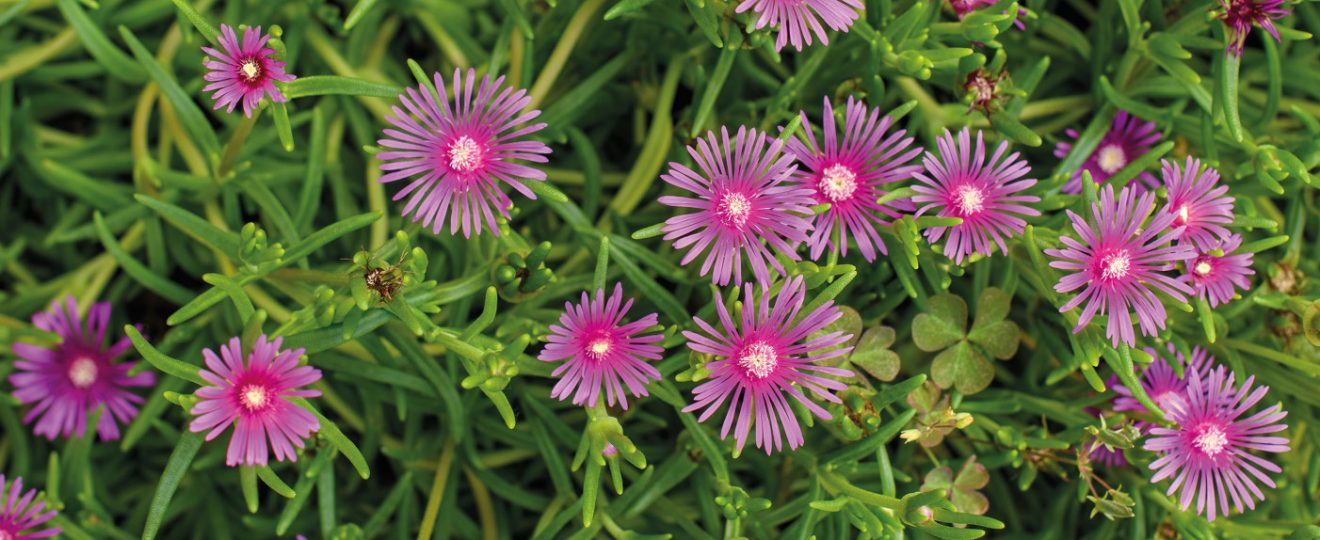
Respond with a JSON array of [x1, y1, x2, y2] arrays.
[[736, 0, 863, 52], [0, 475, 60, 539], [1145, 366, 1290, 521], [201, 24, 295, 117], [1053, 111, 1162, 194], [8, 296, 156, 441], [377, 68, 551, 238], [538, 283, 664, 409], [658, 126, 814, 286], [1112, 344, 1214, 426], [1183, 234, 1255, 307], [785, 96, 922, 262], [1161, 157, 1234, 251], [1046, 185, 1196, 347], [189, 336, 322, 467], [682, 276, 854, 455], [1220, 0, 1290, 57], [912, 128, 1040, 264]]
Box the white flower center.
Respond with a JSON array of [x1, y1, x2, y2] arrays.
[[818, 164, 858, 202], [716, 192, 752, 228], [68, 357, 98, 388], [1096, 144, 1127, 174], [586, 338, 612, 359], [1099, 250, 1132, 280], [240, 60, 261, 82], [953, 184, 986, 215], [1194, 260, 1213, 276], [447, 135, 483, 172], [1176, 204, 1192, 225], [1193, 424, 1229, 456], [239, 384, 269, 410], [737, 341, 779, 380], [0, 529, 14, 540]]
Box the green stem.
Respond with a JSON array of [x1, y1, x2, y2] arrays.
[[218, 112, 258, 179], [527, 0, 609, 109]]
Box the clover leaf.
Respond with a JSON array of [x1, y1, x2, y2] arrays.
[[911, 288, 1021, 394], [921, 456, 990, 516], [849, 326, 901, 382]]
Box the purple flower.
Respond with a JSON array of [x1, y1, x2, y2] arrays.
[[912, 128, 1040, 264], [1145, 366, 1289, 521], [736, 0, 863, 51], [201, 24, 295, 117], [377, 68, 551, 238], [1183, 234, 1255, 307], [538, 283, 664, 409], [1045, 185, 1195, 347], [659, 126, 814, 286], [1053, 111, 1162, 194], [1113, 343, 1215, 428], [8, 296, 156, 441], [0, 475, 60, 539], [189, 336, 322, 467], [1161, 157, 1234, 251], [786, 96, 922, 262], [682, 276, 854, 455], [1220, 0, 1290, 56]]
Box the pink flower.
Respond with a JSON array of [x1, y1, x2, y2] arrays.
[[1160, 157, 1234, 251], [1220, 0, 1290, 56], [377, 68, 551, 238], [189, 336, 322, 467], [736, 0, 863, 51], [1054, 110, 1162, 194], [201, 24, 295, 117], [682, 276, 854, 455], [1113, 343, 1215, 428], [538, 283, 664, 409], [912, 128, 1040, 264], [659, 126, 814, 286], [1045, 185, 1195, 347], [8, 296, 156, 441], [1182, 234, 1255, 307], [0, 475, 60, 539], [786, 96, 922, 262], [1145, 366, 1289, 521]]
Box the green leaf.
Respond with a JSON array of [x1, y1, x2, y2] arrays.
[[1220, 49, 1244, 142], [968, 320, 1020, 360], [124, 325, 206, 386], [930, 341, 994, 395], [283, 211, 382, 263], [282, 76, 402, 99], [167, 0, 220, 44], [684, 0, 722, 48], [135, 195, 241, 258], [55, 0, 146, 83], [849, 326, 901, 382], [119, 26, 222, 170], [921, 456, 990, 515], [912, 293, 967, 351], [93, 213, 193, 305], [295, 398, 371, 479], [344, 0, 383, 31], [692, 33, 740, 133], [143, 431, 204, 540]]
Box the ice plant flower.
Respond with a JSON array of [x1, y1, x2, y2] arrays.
[[1045, 185, 1195, 347], [377, 68, 551, 238], [8, 296, 156, 441], [735, 0, 863, 51], [538, 283, 664, 409], [912, 128, 1040, 264], [1112, 344, 1215, 427], [0, 475, 60, 539], [1219, 0, 1290, 57], [1160, 157, 1234, 251], [189, 336, 322, 467], [658, 126, 814, 286], [1054, 111, 1162, 194], [201, 24, 295, 117], [682, 276, 854, 455], [1182, 234, 1255, 307], [1145, 366, 1290, 521], [785, 96, 922, 262]]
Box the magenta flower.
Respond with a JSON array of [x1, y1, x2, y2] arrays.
[[659, 126, 814, 286], [1160, 157, 1234, 251], [189, 336, 322, 467], [736, 0, 863, 51], [1113, 343, 1215, 427], [682, 276, 854, 455], [1145, 366, 1290, 521], [538, 283, 664, 409], [1054, 111, 1162, 194], [201, 24, 295, 117], [948, 0, 1027, 29], [912, 128, 1040, 264], [0, 475, 59, 539], [8, 296, 156, 441], [786, 96, 921, 262], [1220, 0, 1290, 56], [1046, 185, 1195, 347], [377, 68, 551, 238], [1182, 234, 1255, 307]]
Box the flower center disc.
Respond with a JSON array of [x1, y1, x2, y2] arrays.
[[1099, 249, 1132, 281], [0, 529, 15, 540], [68, 357, 98, 389], [447, 135, 484, 172], [737, 341, 779, 380], [1175, 204, 1193, 226], [1096, 144, 1127, 174], [239, 384, 270, 411], [716, 192, 753, 228], [819, 164, 858, 202], [953, 185, 986, 215], [585, 337, 612, 360], [1193, 424, 1229, 456], [239, 60, 261, 82], [1194, 260, 1214, 276]]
